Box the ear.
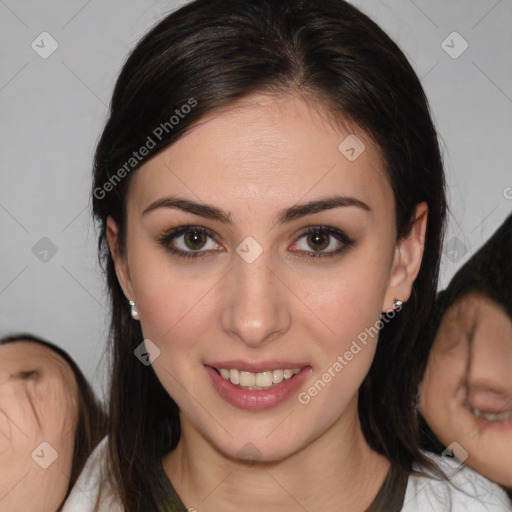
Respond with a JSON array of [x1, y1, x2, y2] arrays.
[[383, 202, 428, 312], [106, 215, 135, 301]]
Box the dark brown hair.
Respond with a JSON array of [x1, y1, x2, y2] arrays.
[[91, 0, 447, 509], [0, 332, 108, 508]]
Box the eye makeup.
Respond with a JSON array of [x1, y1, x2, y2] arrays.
[[156, 224, 355, 261]]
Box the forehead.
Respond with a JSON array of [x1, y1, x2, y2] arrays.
[[443, 294, 503, 321], [127, 92, 392, 219], [437, 293, 512, 341], [1, 340, 61, 361], [0, 341, 76, 383]]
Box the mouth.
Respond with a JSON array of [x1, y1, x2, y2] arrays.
[[469, 407, 512, 424], [464, 389, 512, 427], [213, 367, 303, 390], [204, 362, 312, 410]]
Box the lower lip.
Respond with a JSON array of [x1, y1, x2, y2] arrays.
[[205, 365, 312, 410], [473, 413, 512, 432]]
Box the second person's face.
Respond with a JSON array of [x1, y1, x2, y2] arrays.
[[0, 341, 78, 512], [421, 293, 512, 488]]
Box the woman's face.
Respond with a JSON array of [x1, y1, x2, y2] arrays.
[[108, 92, 426, 462], [421, 293, 512, 488], [0, 341, 78, 511]]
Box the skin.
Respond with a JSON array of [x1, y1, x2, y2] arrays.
[[108, 91, 428, 511], [421, 293, 512, 490], [0, 341, 78, 512]]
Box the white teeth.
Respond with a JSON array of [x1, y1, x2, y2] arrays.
[[218, 367, 303, 389], [229, 369, 240, 385], [239, 371, 256, 387], [255, 371, 273, 387], [272, 369, 284, 384], [472, 408, 512, 422]]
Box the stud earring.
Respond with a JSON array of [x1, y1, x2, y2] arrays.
[[129, 299, 139, 320], [393, 298, 403, 309]]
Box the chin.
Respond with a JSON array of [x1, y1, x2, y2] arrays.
[[206, 428, 311, 465]]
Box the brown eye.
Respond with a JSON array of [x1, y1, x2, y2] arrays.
[[306, 232, 330, 251], [158, 225, 222, 260], [290, 226, 355, 259], [184, 231, 208, 250]]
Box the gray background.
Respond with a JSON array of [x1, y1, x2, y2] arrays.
[[1, 0, 511, 399]]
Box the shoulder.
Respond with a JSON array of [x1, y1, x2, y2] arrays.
[[401, 451, 512, 512], [61, 436, 123, 512]]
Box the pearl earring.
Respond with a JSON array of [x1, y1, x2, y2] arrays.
[[394, 299, 403, 309], [129, 300, 139, 320]]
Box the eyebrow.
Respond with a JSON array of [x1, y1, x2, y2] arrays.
[[141, 195, 371, 224]]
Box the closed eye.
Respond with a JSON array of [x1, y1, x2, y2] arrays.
[[15, 369, 39, 380]]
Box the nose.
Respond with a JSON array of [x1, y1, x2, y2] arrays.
[[220, 251, 292, 348]]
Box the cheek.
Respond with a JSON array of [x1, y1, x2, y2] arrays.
[[2, 383, 40, 443], [421, 351, 467, 436], [128, 234, 213, 334], [36, 374, 71, 410], [325, 273, 388, 328], [35, 379, 78, 476], [471, 343, 512, 385], [297, 282, 386, 389], [0, 409, 10, 457], [135, 269, 217, 356], [305, 256, 393, 358]]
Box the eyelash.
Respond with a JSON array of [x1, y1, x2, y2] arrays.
[[157, 225, 355, 261]]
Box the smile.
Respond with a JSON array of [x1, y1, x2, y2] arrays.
[[215, 367, 302, 390], [471, 408, 512, 423], [205, 363, 312, 410]]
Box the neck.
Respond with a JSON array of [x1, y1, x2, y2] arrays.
[[163, 400, 391, 512]]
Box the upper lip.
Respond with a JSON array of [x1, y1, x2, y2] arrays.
[[206, 360, 310, 373], [466, 388, 512, 413]]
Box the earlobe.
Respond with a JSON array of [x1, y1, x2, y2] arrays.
[[383, 202, 428, 312], [106, 216, 134, 300]]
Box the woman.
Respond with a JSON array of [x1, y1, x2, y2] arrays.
[[63, 0, 511, 510], [420, 212, 512, 499], [0, 333, 107, 512]]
